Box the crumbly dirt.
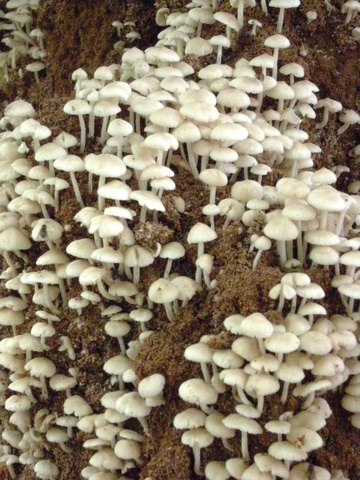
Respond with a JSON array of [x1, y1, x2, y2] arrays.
[[0, 1, 359, 479]]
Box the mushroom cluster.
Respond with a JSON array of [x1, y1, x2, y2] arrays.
[[0, 0, 46, 85], [0, 0, 359, 479], [177, 270, 358, 477]]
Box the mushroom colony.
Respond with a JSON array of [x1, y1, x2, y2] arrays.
[[0, 0, 359, 479]]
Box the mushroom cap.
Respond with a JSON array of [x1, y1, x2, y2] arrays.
[[231, 180, 263, 203], [54, 154, 85, 172], [213, 349, 243, 369], [0, 226, 31, 251], [214, 11, 240, 31], [223, 413, 263, 434], [240, 312, 274, 339], [5, 99, 35, 118], [199, 168, 228, 188], [129, 190, 165, 212], [114, 439, 141, 461], [173, 408, 207, 430], [63, 98, 92, 115], [245, 373, 280, 397], [148, 278, 179, 304], [264, 33, 291, 49], [205, 411, 235, 439], [185, 342, 213, 364], [0, 308, 24, 327], [276, 362, 305, 383], [185, 37, 213, 57], [84, 153, 126, 178], [289, 411, 326, 431], [46, 427, 69, 444], [181, 427, 214, 449], [138, 373, 165, 398], [286, 426, 323, 452], [232, 337, 261, 362], [116, 391, 151, 417], [299, 331, 332, 355], [64, 395, 93, 417], [219, 368, 247, 388], [34, 460, 59, 480], [49, 374, 77, 392], [89, 448, 123, 470], [170, 276, 202, 302], [25, 357, 56, 378], [205, 461, 230, 480], [307, 185, 345, 212], [103, 354, 134, 376], [178, 378, 218, 406], [268, 441, 307, 462], [187, 222, 218, 244], [289, 463, 331, 480], [264, 216, 298, 241], [124, 245, 154, 268], [5, 394, 33, 412], [180, 100, 219, 123], [225, 458, 248, 480], [264, 332, 300, 354], [172, 120, 202, 143]]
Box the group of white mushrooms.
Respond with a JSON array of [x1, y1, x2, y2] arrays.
[[0, 0, 46, 86], [0, 0, 359, 479]]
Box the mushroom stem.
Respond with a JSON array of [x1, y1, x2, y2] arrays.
[[100, 116, 110, 144], [187, 144, 199, 178], [96, 279, 116, 300], [133, 266, 140, 286], [118, 337, 127, 354], [43, 284, 59, 313], [302, 391, 315, 409], [241, 432, 249, 460], [236, 387, 252, 405], [200, 362, 211, 384], [216, 45, 223, 65], [316, 107, 330, 129], [163, 259, 173, 279], [193, 442, 201, 475], [2, 251, 16, 269], [78, 114, 86, 153], [222, 438, 233, 452], [277, 240, 287, 266], [272, 47, 280, 80], [139, 205, 148, 223], [40, 375, 48, 399], [276, 8, 285, 33], [138, 417, 149, 435], [69, 171, 85, 208], [252, 250, 262, 270], [281, 381, 290, 403], [60, 442, 72, 453], [237, 0, 244, 28], [164, 302, 174, 321], [258, 339, 266, 356], [257, 395, 265, 415]]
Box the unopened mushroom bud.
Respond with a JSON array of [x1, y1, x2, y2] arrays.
[[195, 254, 214, 287], [249, 19, 262, 35], [306, 10, 317, 23]]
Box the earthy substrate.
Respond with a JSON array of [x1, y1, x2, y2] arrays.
[[0, 0, 359, 479]]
